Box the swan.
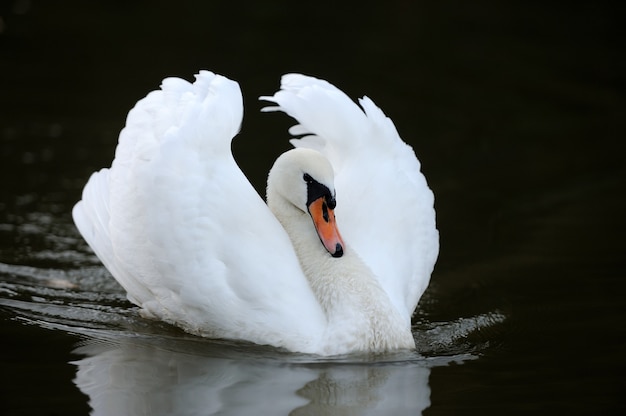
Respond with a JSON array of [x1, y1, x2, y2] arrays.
[[72, 71, 438, 356]]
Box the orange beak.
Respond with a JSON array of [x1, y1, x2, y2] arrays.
[[307, 196, 344, 257]]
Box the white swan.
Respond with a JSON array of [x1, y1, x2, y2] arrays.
[[73, 71, 438, 356]]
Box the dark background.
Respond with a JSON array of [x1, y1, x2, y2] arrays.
[[1, 0, 624, 414]]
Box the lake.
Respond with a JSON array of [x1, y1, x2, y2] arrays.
[[0, 1, 624, 414]]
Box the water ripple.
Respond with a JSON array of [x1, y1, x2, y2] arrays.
[[0, 257, 505, 364]]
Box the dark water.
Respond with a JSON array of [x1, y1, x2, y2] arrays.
[[1, 1, 624, 414]]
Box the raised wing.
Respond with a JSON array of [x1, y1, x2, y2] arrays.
[[73, 71, 326, 352], [262, 74, 439, 320]]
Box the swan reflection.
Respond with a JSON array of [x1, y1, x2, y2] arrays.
[[72, 336, 446, 415]]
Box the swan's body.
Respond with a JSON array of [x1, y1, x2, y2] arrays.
[[73, 71, 438, 355]]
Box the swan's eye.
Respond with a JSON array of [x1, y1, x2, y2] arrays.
[[303, 173, 314, 184], [327, 195, 337, 210]]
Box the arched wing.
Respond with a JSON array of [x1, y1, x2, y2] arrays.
[[261, 74, 439, 319], [73, 72, 326, 352]]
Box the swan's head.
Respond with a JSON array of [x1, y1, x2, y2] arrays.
[[267, 148, 344, 258]]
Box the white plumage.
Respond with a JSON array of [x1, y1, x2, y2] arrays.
[[73, 71, 438, 355]]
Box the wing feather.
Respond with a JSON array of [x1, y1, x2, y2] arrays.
[[74, 71, 326, 352], [261, 74, 439, 320]]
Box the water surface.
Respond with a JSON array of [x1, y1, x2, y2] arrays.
[[1, 1, 624, 414]]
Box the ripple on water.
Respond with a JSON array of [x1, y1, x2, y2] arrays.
[[0, 209, 507, 366], [0, 257, 505, 364]]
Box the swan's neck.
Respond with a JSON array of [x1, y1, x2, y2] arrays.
[[268, 196, 415, 354]]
